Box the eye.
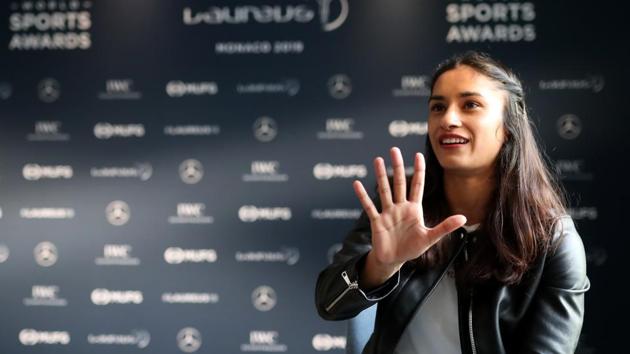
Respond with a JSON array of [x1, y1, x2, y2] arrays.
[[464, 101, 480, 109], [430, 103, 445, 112]]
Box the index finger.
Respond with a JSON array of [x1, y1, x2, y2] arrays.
[[353, 180, 379, 220]]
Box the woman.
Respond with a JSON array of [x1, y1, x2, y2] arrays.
[[315, 51, 589, 354]]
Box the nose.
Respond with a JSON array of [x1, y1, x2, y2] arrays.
[[440, 106, 462, 130]]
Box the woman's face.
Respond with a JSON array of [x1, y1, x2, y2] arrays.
[[427, 65, 507, 175]]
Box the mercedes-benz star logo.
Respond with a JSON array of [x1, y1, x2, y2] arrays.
[[179, 159, 204, 184], [177, 327, 202, 353], [0, 244, 9, 263], [328, 74, 352, 99], [253, 117, 278, 142], [106, 200, 130, 226], [252, 285, 277, 311], [38, 78, 61, 103], [557, 114, 582, 140], [34, 241, 58, 267]]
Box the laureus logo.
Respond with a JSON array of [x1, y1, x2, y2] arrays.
[[318, 0, 349, 32], [182, 0, 348, 32]]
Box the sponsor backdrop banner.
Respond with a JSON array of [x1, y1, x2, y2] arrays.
[[0, 0, 625, 353]]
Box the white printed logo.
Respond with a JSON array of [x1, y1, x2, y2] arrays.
[[34, 241, 58, 267], [37, 78, 61, 102], [164, 247, 218, 264], [0, 244, 9, 263], [317, 118, 363, 140], [177, 327, 202, 353], [243, 161, 289, 182], [94, 123, 145, 139], [313, 163, 367, 180], [235, 247, 300, 265], [19, 329, 70, 345], [557, 114, 582, 140], [0, 82, 12, 100], [389, 120, 428, 137], [24, 285, 68, 307], [252, 286, 277, 311], [106, 201, 130, 226], [98, 79, 142, 100], [90, 163, 153, 181], [328, 74, 351, 99], [27, 121, 70, 141], [312, 209, 361, 220], [179, 159, 204, 184], [312, 334, 346, 351], [95, 244, 140, 266], [241, 330, 288, 352], [23, 164, 73, 180], [236, 79, 300, 96], [253, 117, 278, 142], [318, 0, 349, 32], [20, 208, 75, 219], [166, 81, 218, 97], [162, 292, 219, 304], [168, 203, 214, 224], [183, 0, 348, 32], [238, 206, 292, 222], [164, 125, 221, 136], [392, 75, 430, 97], [87, 329, 150, 348], [91, 289, 143, 305]]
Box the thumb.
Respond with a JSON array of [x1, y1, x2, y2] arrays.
[[427, 214, 467, 245]]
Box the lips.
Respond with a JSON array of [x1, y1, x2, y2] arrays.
[[438, 133, 470, 145]]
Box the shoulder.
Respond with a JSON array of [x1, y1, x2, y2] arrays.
[[543, 215, 589, 290]]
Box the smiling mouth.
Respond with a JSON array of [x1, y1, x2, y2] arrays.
[[440, 137, 469, 145]]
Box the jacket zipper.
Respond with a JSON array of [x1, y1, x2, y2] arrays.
[[325, 270, 358, 312], [468, 288, 477, 354], [464, 240, 477, 354]]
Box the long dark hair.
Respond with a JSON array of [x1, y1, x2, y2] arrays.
[[421, 51, 567, 285]]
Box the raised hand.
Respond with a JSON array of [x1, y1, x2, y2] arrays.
[[353, 147, 467, 289]]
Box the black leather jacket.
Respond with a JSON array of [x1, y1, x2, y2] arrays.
[[315, 211, 590, 354]]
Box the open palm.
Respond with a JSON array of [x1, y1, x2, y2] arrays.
[[353, 147, 467, 270]]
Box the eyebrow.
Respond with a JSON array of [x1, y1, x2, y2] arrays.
[[428, 91, 484, 102]]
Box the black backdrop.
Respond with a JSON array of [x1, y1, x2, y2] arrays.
[[0, 0, 627, 353]]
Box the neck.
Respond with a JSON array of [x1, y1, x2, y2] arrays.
[[443, 168, 496, 226]]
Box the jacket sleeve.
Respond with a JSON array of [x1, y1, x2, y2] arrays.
[[516, 215, 590, 354], [315, 208, 402, 321]]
